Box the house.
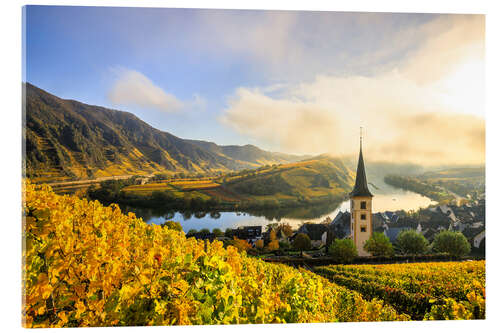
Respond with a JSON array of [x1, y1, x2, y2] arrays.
[[384, 211, 400, 224], [276, 229, 290, 243], [372, 212, 389, 232], [429, 206, 439, 213], [473, 230, 485, 248], [297, 223, 329, 248], [383, 226, 409, 243], [471, 221, 484, 228], [328, 211, 351, 240], [439, 205, 457, 222], [234, 226, 262, 241]]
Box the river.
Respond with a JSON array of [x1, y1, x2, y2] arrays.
[[124, 179, 435, 232]]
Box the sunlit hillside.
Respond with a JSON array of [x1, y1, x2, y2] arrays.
[[23, 182, 406, 327]]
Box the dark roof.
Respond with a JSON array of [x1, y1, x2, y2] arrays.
[[234, 226, 262, 239], [298, 223, 328, 241], [328, 212, 351, 239], [350, 145, 373, 197], [384, 227, 409, 243]]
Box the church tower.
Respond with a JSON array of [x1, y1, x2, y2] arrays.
[[350, 129, 373, 256]]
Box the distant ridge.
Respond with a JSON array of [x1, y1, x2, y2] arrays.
[[23, 83, 305, 181]]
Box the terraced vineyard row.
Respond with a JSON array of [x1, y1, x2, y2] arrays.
[[23, 182, 408, 327], [314, 261, 485, 320]]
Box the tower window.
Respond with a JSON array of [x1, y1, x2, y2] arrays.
[[361, 226, 367, 232], [361, 201, 367, 209], [361, 214, 366, 220]]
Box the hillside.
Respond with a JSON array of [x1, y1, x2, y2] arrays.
[[186, 140, 305, 167], [23, 182, 407, 327], [224, 157, 354, 204], [102, 156, 356, 210], [384, 167, 485, 203], [24, 83, 304, 182]]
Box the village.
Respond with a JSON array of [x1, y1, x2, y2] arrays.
[[184, 198, 485, 258], [183, 137, 486, 260]]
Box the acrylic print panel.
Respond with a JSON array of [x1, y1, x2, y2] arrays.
[[22, 5, 485, 328]]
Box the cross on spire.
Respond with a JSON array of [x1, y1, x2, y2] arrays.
[[350, 126, 372, 198], [360, 126, 363, 149]]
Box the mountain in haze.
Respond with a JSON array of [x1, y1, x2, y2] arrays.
[[23, 83, 305, 181], [186, 139, 310, 166]]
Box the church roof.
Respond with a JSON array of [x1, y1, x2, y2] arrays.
[[350, 145, 373, 197]]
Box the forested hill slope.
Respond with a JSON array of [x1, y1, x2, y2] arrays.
[[186, 140, 305, 166], [23, 83, 304, 181]]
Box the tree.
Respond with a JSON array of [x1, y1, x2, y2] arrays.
[[212, 228, 224, 237], [186, 229, 197, 237], [267, 229, 278, 243], [265, 240, 279, 252], [224, 228, 233, 238], [161, 221, 183, 232], [292, 233, 311, 253], [199, 228, 211, 235], [279, 241, 291, 250], [230, 237, 252, 253], [395, 230, 429, 255], [432, 231, 471, 257], [255, 239, 264, 250], [276, 223, 293, 237], [364, 232, 394, 256], [329, 238, 358, 263]]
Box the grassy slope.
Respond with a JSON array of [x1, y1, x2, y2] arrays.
[[121, 157, 355, 208], [25, 83, 304, 182]]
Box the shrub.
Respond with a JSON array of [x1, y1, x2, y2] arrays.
[[395, 230, 429, 255], [431, 231, 471, 257], [276, 223, 293, 237], [186, 229, 197, 237], [266, 240, 279, 252], [329, 238, 358, 263], [230, 237, 252, 253], [364, 232, 394, 256], [278, 241, 290, 250], [292, 233, 312, 252], [212, 228, 224, 237], [161, 221, 183, 232], [199, 228, 211, 235]]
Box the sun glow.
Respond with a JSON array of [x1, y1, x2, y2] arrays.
[[435, 57, 484, 117]]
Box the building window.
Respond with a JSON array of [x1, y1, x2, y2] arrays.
[[361, 214, 366, 220], [361, 201, 367, 209], [361, 226, 367, 232]]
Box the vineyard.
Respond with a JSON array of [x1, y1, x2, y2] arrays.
[[314, 261, 485, 320], [23, 181, 407, 328]]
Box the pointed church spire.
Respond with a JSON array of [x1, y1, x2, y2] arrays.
[[350, 127, 373, 197]]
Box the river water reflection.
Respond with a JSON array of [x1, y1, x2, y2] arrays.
[[125, 181, 435, 232]]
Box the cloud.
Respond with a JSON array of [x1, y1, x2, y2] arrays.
[[220, 88, 339, 154], [108, 69, 183, 112], [189, 11, 440, 80], [220, 15, 485, 165], [400, 15, 484, 84]]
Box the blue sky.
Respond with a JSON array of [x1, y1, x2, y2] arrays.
[[24, 6, 485, 164]]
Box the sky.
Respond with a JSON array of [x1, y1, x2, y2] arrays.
[[24, 6, 485, 165]]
